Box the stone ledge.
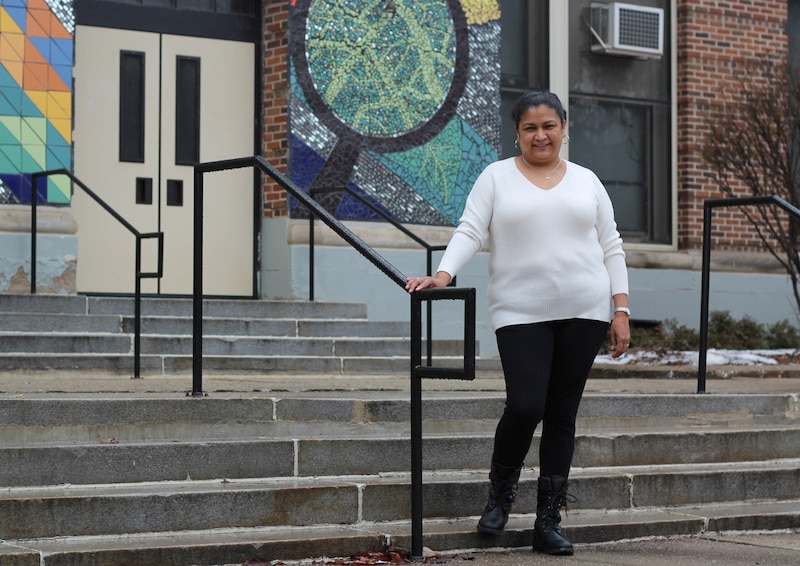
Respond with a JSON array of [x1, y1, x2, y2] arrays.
[[284, 219, 785, 274], [0, 204, 77, 235]]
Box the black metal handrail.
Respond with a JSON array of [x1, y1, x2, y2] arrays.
[[307, 185, 450, 366], [30, 170, 164, 379], [192, 155, 475, 560], [698, 195, 800, 393]]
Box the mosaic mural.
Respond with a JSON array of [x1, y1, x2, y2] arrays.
[[0, 0, 72, 205], [288, 0, 501, 226]]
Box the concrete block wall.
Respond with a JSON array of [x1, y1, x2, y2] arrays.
[[0, 205, 77, 294]]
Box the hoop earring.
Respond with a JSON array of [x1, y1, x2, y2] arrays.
[[514, 138, 519, 149]]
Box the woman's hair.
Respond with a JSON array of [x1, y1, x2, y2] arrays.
[[510, 91, 567, 127]]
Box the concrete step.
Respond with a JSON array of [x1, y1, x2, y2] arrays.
[[2, 499, 798, 566], [0, 334, 462, 356], [3, 462, 800, 541], [0, 293, 89, 314], [3, 425, 800, 485], [121, 316, 409, 338], [1, 394, 795, 435], [0, 353, 483, 374], [0, 294, 370, 320], [0, 312, 406, 340], [89, 297, 371, 319], [0, 294, 474, 375], [0, 312, 123, 333]]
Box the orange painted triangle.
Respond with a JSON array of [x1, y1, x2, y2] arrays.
[[23, 63, 48, 91], [47, 66, 69, 91], [27, 0, 71, 39], [25, 14, 48, 40], [24, 37, 47, 65]]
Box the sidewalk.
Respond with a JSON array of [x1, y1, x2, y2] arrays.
[[412, 531, 800, 566], [259, 531, 800, 565]]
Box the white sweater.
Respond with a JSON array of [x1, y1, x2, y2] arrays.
[[437, 158, 629, 330]]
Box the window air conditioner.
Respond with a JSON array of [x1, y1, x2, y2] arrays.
[[589, 2, 664, 59]]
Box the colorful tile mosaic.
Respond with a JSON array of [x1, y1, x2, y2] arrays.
[[289, 0, 500, 225], [0, 0, 72, 205]]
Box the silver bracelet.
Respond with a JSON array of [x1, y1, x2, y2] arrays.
[[614, 307, 631, 317]]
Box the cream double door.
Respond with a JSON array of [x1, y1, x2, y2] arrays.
[[73, 26, 256, 296]]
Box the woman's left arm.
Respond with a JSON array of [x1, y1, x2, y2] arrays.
[[592, 174, 631, 359], [609, 293, 631, 359]]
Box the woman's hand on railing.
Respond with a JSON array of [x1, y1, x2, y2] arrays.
[[405, 271, 452, 293]]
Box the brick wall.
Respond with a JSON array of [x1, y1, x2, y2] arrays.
[[677, 0, 788, 251], [261, 0, 290, 218]]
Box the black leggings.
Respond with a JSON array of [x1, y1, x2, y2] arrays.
[[492, 318, 608, 478]]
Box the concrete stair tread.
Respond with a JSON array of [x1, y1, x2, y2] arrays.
[[5, 420, 800, 446], [3, 499, 799, 565], [6, 458, 800, 496]]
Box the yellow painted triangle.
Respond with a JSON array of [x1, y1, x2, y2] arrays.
[[0, 8, 24, 35], [0, 32, 25, 63], [27, 90, 49, 117], [4, 59, 23, 86], [49, 117, 71, 143], [47, 91, 71, 119]]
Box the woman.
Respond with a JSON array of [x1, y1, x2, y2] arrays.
[[406, 91, 630, 555]]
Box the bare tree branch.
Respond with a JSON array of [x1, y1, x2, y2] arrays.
[[703, 58, 800, 319]]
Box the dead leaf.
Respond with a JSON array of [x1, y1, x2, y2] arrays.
[[99, 437, 119, 444]]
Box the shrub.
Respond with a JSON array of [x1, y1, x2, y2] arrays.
[[708, 311, 767, 350], [601, 312, 799, 353], [661, 319, 699, 351], [766, 320, 800, 349]]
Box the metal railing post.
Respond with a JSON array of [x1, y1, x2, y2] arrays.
[[309, 215, 315, 301], [426, 249, 433, 366], [30, 174, 39, 294], [134, 235, 143, 379], [698, 203, 713, 393], [698, 195, 800, 393], [410, 295, 424, 560], [191, 166, 205, 397]]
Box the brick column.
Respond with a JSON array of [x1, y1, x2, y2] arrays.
[[262, 0, 291, 218]]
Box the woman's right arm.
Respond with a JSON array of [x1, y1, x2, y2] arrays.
[[405, 164, 497, 293]]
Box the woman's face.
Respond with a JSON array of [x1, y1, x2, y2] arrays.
[[516, 104, 566, 166]]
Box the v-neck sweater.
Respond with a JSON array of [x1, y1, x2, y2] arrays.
[[437, 157, 629, 331]]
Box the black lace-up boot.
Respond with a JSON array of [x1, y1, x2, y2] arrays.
[[476, 461, 521, 535], [532, 475, 574, 555]]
